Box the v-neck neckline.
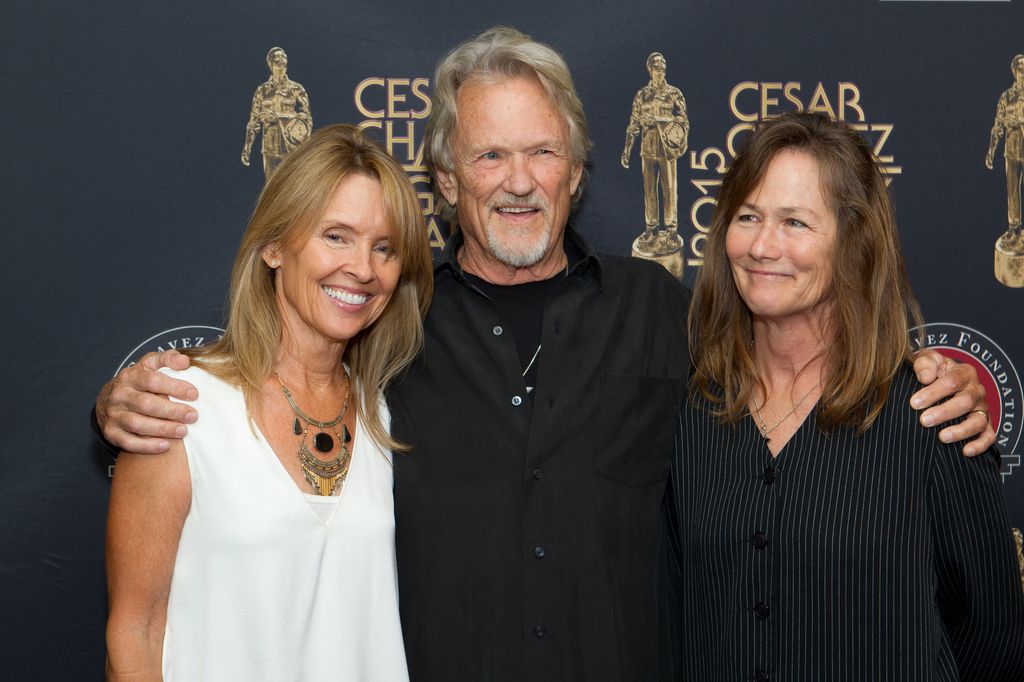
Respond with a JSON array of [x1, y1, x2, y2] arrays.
[[749, 400, 819, 462], [248, 397, 360, 528]]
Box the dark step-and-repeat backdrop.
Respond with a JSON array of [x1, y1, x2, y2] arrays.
[[3, 0, 1022, 676]]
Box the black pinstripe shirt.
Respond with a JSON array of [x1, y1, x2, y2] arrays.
[[668, 364, 1024, 680]]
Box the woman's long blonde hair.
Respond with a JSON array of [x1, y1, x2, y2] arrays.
[[188, 124, 433, 451], [689, 112, 923, 432]]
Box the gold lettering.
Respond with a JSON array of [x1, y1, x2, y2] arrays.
[[729, 81, 759, 122], [410, 78, 432, 120], [784, 82, 803, 111], [690, 195, 717, 232], [409, 173, 445, 249], [760, 82, 782, 118], [726, 123, 755, 158], [838, 82, 864, 122], [426, 216, 446, 249], [871, 123, 895, 163], [691, 178, 723, 196], [690, 147, 728, 173], [806, 82, 837, 120], [386, 120, 416, 161], [354, 77, 386, 119], [690, 233, 707, 260], [387, 78, 411, 119], [408, 173, 434, 213], [403, 134, 427, 172]]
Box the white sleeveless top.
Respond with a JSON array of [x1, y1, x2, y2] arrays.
[[160, 366, 408, 681]]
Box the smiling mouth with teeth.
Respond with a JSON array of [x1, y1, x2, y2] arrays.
[[322, 285, 369, 305], [496, 206, 539, 214]]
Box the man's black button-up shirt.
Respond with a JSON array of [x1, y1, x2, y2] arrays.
[[389, 229, 691, 681]]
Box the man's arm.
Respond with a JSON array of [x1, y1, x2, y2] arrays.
[[911, 350, 994, 456], [927, 425, 1024, 679], [97, 350, 197, 454], [99, 340, 989, 458]]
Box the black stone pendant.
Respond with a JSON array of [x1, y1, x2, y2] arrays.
[[293, 418, 302, 435], [313, 431, 334, 453], [341, 424, 351, 443]]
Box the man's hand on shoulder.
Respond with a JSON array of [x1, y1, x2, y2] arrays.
[[97, 350, 198, 454], [910, 349, 995, 457]]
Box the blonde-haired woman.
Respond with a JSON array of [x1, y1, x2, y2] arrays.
[[106, 124, 432, 681]]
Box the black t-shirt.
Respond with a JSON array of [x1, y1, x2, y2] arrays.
[[464, 260, 571, 401]]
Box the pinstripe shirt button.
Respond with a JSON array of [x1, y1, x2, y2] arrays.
[[755, 671, 769, 681], [761, 467, 776, 484], [752, 531, 768, 548], [754, 602, 770, 619]]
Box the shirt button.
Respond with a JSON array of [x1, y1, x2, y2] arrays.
[[534, 546, 545, 558], [752, 531, 768, 549], [533, 625, 545, 638], [762, 467, 776, 485], [492, 325, 503, 336], [512, 395, 523, 406], [532, 468, 543, 480], [755, 672, 769, 681], [754, 602, 770, 620]]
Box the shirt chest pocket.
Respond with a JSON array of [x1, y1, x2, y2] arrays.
[[593, 372, 681, 487]]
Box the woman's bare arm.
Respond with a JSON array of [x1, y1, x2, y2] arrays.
[[105, 441, 191, 681]]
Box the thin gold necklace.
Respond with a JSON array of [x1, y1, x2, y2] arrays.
[[754, 383, 819, 442]]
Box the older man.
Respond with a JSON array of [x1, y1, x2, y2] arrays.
[[391, 29, 690, 680], [97, 27, 992, 682]]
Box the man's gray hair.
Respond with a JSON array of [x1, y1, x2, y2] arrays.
[[424, 26, 592, 226]]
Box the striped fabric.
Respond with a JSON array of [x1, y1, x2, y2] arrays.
[[667, 364, 1024, 680]]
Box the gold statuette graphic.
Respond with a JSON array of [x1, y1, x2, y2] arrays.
[[242, 47, 313, 179], [622, 52, 689, 278], [1014, 528, 1024, 593], [986, 54, 1024, 287]]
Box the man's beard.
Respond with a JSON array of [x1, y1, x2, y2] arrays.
[[484, 194, 553, 268], [485, 220, 552, 268]]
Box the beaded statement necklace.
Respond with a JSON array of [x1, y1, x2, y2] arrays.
[[275, 371, 352, 496]]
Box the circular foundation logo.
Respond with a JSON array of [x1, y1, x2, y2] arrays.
[[913, 323, 1021, 480], [115, 325, 225, 375]]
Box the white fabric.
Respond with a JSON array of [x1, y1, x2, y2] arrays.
[[160, 366, 408, 681]]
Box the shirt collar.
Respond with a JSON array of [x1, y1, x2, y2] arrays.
[[434, 225, 604, 289]]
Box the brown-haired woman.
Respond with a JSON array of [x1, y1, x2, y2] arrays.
[[105, 125, 432, 681], [675, 112, 1024, 680]]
